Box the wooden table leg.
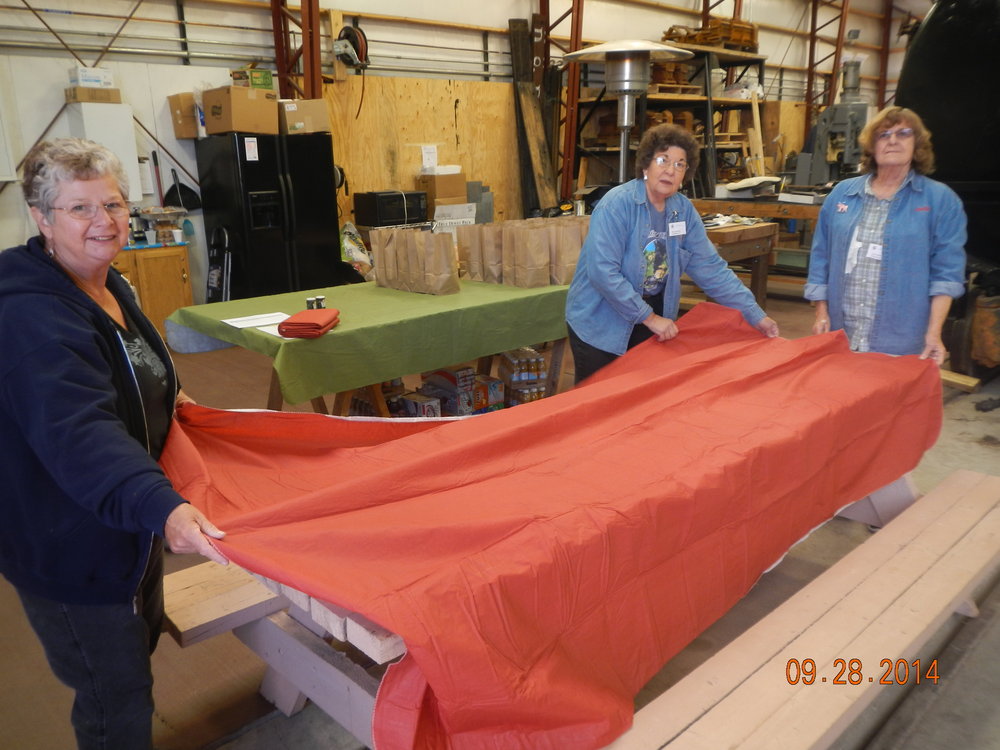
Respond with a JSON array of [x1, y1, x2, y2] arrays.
[[332, 390, 355, 416], [748, 256, 768, 311], [267, 368, 284, 411], [365, 385, 392, 418], [310, 397, 328, 414], [331, 386, 391, 418]]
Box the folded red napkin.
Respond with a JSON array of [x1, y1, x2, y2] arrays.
[[277, 308, 341, 338]]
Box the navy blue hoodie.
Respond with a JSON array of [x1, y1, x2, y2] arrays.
[[0, 237, 185, 605]]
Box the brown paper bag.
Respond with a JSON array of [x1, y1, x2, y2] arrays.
[[516, 223, 551, 288], [501, 220, 523, 287], [481, 223, 504, 284], [402, 229, 426, 293], [456, 224, 483, 281], [549, 218, 583, 285], [424, 232, 461, 295], [370, 228, 396, 289]]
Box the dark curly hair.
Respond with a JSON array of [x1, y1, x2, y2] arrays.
[[858, 106, 935, 175], [634, 124, 700, 182]]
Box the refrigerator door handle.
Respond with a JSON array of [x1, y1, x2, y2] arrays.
[[278, 170, 299, 288], [279, 171, 296, 238]]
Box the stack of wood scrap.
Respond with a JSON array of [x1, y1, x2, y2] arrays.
[[662, 17, 759, 52]]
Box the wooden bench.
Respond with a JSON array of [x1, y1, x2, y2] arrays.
[[162, 560, 288, 647], [603, 470, 1000, 749], [163, 561, 405, 748]]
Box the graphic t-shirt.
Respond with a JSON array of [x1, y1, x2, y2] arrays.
[[642, 203, 670, 296], [118, 305, 171, 459]]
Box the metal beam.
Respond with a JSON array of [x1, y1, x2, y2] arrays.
[[547, 0, 584, 201], [269, 0, 321, 99], [876, 0, 893, 107]]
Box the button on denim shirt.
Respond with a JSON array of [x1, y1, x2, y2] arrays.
[[566, 179, 766, 355], [805, 173, 966, 356]]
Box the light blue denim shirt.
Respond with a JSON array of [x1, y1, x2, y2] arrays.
[[566, 179, 766, 355], [805, 172, 967, 356]]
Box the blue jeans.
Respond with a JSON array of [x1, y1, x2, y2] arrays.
[[16, 543, 164, 750]]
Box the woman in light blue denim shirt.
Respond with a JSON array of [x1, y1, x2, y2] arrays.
[[566, 124, 778, 383], [805, 106, 966, 363]]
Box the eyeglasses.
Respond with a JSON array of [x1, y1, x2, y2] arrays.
[[652, 155, 688, 170], [876, 127, 914, 140], [52, 202, 130, 220]]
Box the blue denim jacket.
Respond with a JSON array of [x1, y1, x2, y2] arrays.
[[566, 179, 766, 355], [805, 172, 966, 355]]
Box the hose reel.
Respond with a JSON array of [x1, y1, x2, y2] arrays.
[[333, 26, 369, 68]]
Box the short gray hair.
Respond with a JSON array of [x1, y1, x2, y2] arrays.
[[21, 137, 129, 217]]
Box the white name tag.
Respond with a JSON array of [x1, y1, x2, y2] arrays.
[[866, 243, 883, 260], [668, 221, 686, 237]]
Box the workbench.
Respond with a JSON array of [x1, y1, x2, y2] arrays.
[[693, 198, 822, 222], [167, 280, 569, 412], [704, 221, 778, 309]]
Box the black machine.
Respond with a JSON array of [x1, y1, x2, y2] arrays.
[[895, 0, 1000, 374], [196, 132, 362, 302]]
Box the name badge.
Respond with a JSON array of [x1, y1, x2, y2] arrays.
[[866, 243, 883, 260], [668, 221, 686, 237]]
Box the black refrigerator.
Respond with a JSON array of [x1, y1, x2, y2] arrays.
[[195, 132, 362, 301]]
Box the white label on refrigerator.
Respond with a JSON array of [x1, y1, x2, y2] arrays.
[[244, 137, 259, 162]]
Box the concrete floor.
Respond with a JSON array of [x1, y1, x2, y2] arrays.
[[1, 295, 997, 749]]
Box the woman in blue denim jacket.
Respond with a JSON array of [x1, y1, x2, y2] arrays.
[[805, 106, 966, 363], [566, 124, 779, 383]]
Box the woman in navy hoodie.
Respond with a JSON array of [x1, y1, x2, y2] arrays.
[[0, 138, 228, 749]]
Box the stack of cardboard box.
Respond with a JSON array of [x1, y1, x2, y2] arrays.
[[415, 172, 467, 215], [65, 66, 121, 104]]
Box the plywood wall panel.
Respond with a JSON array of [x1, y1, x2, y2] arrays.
[[325, 75, 523, 224]]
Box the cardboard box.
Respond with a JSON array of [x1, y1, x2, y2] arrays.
[[400, 392, 441, 418], [68, 66, 113, 88], [415, 172, 466, 204], [231, 68, 274, 90], [202, 86, 278, 135], [65, 87, 122, 104], [167, 92, 199, 139], [279, 99, 331, 134]]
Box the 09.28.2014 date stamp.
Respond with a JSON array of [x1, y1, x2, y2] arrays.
[[785, 658, 940, 686]]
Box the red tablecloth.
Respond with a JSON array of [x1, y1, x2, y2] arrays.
[[160, 303, 942, 749]]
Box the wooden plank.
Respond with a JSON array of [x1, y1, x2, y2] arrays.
[[255, 572, 405, 663], [517, 81, 559, 210], [235, 612, 380, 748], [163, 562, 288, 647], [606, 471, 1000, 750], [706, 221, 777, 245], [508, 18, 539, 216], [941, 369, 981, 393], [322, 10, 348, 82], [748, 90, 766, 177], [692, 198, 822, 221], [738, 489, 1000, 749]]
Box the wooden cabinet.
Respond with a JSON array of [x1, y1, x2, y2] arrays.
[[113, 244, 193, 338]]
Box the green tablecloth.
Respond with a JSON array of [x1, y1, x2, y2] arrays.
[[168, 281, 569, 404]]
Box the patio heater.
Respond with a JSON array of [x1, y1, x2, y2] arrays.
[[564, 40, 693, 183]]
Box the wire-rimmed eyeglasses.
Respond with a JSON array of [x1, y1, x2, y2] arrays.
[[52, 202, 130, 220]]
